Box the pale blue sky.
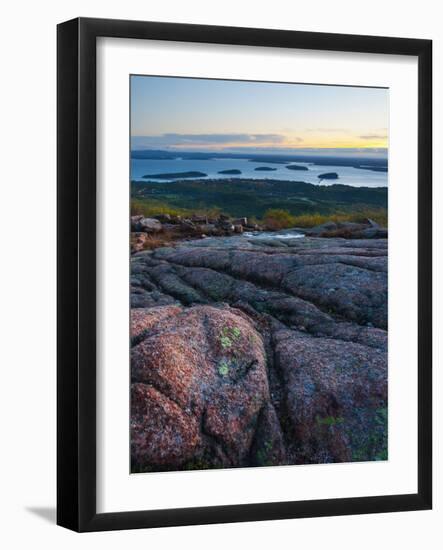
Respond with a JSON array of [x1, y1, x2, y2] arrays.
[[130, 75, 388, 151]]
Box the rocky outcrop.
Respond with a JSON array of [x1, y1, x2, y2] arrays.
[[130, 213, 387, 257], [131, 233, 388, 471], [274, 329, 387, 463], [130, 214, 264, 251], [305, 219, 388, 239], [131, 305, 286, 471], [304, 221, 339, 235]]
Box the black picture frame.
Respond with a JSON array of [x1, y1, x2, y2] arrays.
[[57, 17, 432, 532]]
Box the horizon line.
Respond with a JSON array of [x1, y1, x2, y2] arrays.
[[130, 146, 388, 154]]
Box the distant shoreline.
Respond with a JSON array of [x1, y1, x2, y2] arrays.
[[131, 148, 388, 173], [132, 176, 387, 190]]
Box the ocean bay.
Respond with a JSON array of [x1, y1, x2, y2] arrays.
[[131, 156, 387, 187]]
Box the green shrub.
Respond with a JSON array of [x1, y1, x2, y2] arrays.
[[131, 199, 189, 217], [262, 209, 297, 229], [131, 199, 387, 229], [261, 208, 387, 231], [131, 199, 224, 220]]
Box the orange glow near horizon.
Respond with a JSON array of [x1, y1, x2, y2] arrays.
[[164, 134, 388, 151]]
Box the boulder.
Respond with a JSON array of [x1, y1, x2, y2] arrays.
[[336, 222, 367, 232], [305, 221, 338, 235], [195, 223, 217, 235], [180, 219, 196, 230], [131, 383, 201, 468], [217, 221, 235, 232], [139, 217, 162, 233], [233, 217, 248, 227], [130, 215, 143, 231], [131, 216, 162, 233], [131, 305, 285, 471], [274, 329, 387, 463], [160, 223, 180, 232], [305, 220, 388, 240], [191, 215, 208, 223], [153, 213, 171, 223], [367, 218, 380, 229]]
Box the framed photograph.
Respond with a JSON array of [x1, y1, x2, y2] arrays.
[[57, 17, 432, 532]]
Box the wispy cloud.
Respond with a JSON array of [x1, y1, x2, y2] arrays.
[[132, 133, 290, 147], [131, 131, 388, 152], [305, 128, 350, 133], [359, 134, 387, 140]]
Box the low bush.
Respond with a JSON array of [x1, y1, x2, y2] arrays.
[[131, 199, 189, 218], [262, 209, 297, 230], [131, 199, 223, 220], [264, 208, 387, 229]]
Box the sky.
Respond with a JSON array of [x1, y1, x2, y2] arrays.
[[131, 75, 388, 153]]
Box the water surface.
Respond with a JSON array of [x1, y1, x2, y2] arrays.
[[131, 158, 387, 188]]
